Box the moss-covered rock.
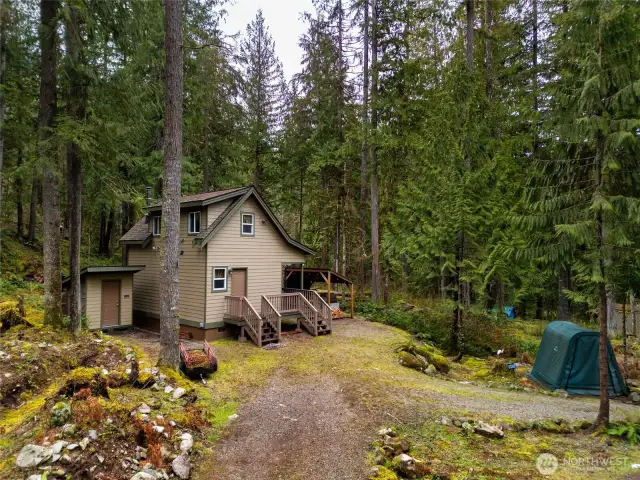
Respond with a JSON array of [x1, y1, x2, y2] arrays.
[[369, 465, 399, 480], [398, 351, 426, 371], [428, 353, 450, 373], [60, 367, 108, 397]]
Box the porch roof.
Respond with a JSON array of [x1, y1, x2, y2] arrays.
[[284, 267, 353, 286]]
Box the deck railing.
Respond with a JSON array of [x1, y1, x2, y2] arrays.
[[283, 288, 332, 330], [261, 295, 281, 340], [225, 295, 262, 346], [264, 292, 299, 314], [297, 293, 319, 336]]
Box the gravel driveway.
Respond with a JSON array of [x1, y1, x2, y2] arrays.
[[183, 319, 638, 480]]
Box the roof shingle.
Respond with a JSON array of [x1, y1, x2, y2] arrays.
[[119, 217, 151, 243], [149, 186, 248, 208]]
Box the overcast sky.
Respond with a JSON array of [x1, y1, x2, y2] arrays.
[[220, 0, 315, 80]]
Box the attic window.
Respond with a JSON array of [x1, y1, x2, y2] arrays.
[[188, 211, 201, 234], [212, 267, 227, 291], [152, 216, 161, 236], [241, 213, 254, 236]]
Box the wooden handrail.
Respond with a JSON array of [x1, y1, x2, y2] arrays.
[[242, 296, 262, 347], [261, 296, 282, 341], [225, 295, 262, 347], [296, 292, 318, 336], [283, 288, 332, 331]]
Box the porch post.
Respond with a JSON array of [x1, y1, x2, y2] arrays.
[[300, 263, 304, 290], [327, 272, 331, 308], [350, 283, 354, 318]]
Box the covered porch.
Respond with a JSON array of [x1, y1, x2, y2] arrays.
[[283, 266, 354, 319]]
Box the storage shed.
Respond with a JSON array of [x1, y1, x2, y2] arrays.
[[63, 266, 144, 330]]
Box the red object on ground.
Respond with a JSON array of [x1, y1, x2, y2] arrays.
[[180, 340, 218, 375]]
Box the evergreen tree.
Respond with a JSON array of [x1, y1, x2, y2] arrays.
[[239, 9, 285, 194]]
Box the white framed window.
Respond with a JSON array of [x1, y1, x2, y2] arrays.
[[188, 211, 201, 234], [212, 267, 228, 291], [152, 216, 161, 236], [241, 213, 254, 236]]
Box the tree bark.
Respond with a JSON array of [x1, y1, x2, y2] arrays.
[[28, 175, 38, 242], [452, 0, 475, 353], [465, 0, 474, 71], [484, 0, 492, 98], [39, 0, 62, 327], [0, 0, 6, 264], [622, 291, 628, 377], [370, 0, 380, 302], [558, 263, 571, 320], [594, 119, 609, 426], [159, 0, 183, 370], [16, 150, 24, 239], [65, 1, 87, 332], [359, 0, 369, 301]]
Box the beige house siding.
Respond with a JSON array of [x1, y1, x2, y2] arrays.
[[84, 273, 133, 329], [205, 196, 306, 322], [127, 207, 212, 323], [128, 241, 162, 317]]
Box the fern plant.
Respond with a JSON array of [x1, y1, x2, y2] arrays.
[[606, 412, 640, 445]]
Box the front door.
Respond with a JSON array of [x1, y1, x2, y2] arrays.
[[231, 269, 247, 298], [101, 280, 120, 327]]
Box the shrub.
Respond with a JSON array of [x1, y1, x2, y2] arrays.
[[357, 299, 495, 355], [73, 395, 104, 426]]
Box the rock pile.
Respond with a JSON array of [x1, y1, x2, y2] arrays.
[[369, 428, 430, 479]]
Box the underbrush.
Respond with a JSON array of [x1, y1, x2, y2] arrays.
[[356, 299, 519, 357]]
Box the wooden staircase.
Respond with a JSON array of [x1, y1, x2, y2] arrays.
[[260, 318, 279, 345], [225, 290, 332, 347]]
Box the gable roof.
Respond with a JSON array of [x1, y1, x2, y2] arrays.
[[193, 187, 314, 255], [119, 217, 152, 246], [119, 186, 313, 255], [147, 186, 249, 212]]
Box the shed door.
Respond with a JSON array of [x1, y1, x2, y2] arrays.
[[101, 280, 121, 327], [231, 269, 247, 298]]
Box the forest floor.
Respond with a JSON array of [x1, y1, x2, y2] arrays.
[[115, 319, 640, 480]]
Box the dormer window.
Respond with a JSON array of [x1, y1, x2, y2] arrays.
[[188, 211, 201, 234], [152, 216, 161, 236], [241, 213, 254, 236]]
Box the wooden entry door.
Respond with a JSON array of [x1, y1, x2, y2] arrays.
[[231, 269, 247, 298], [101, 280, 121, 327]]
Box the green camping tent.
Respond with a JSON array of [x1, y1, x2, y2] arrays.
[[528, 321, 628, 396]]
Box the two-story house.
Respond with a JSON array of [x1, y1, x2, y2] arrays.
[[118, 186, 332, 346]]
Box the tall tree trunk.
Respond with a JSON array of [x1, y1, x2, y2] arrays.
[[39, 0, 62, 327], [359, 0, 369, 300], [465, 0, 474, 71], [484, 0, 492, 98], [532, 0, 538, 112], [104, 207, 114, 257], [558, 263, 571, 320], [622, 291, 628, 377], [594, 95, 609, 426], [16, 150, 24, 239], [159, 0, 183, 369], [99, 205, 106, 254], [632, 291, 637, 337], [66, 1, 87, 333], [334, 222, 339, 272], [370, 0, 380, 302], [28, 174, 38, 242], [0, 0, 6, 264], [452, 0, 475, 353]]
